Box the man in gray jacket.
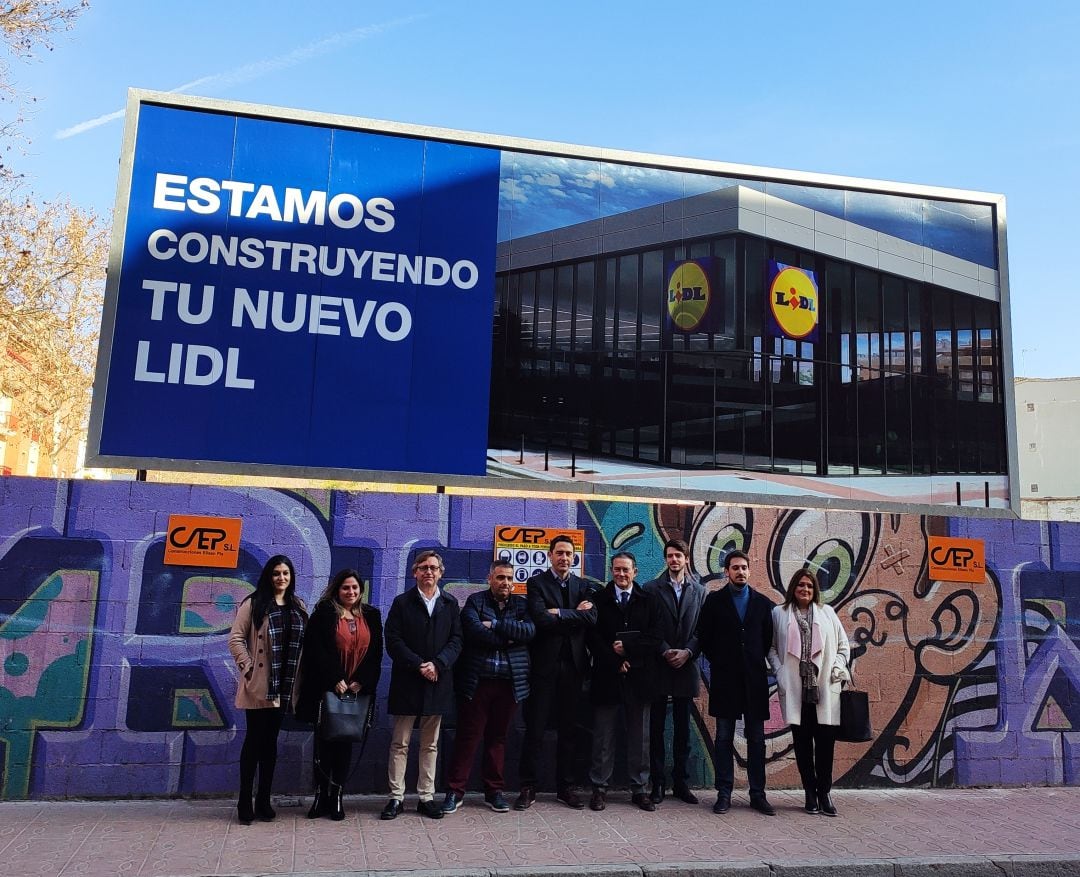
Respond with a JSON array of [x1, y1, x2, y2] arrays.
[[643, 538, 705, 804]]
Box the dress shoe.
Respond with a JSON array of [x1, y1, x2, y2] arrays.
[[484, 791, 510, 813], [514, 786, 536, 811], [237, 797, 254, 826], [416, 798, 444, 819], [380, 798, 404, 820], [818, 792, 838, 817], [804, 790, 819, 814], [589, 788, 606, 811], [712, 794, 730, 814], [649, 782, 665, 804], [672, 784, 699, 805], [749, 795, 776, 816], [557, 787, 585, 809], [631, 792, 656, 812]]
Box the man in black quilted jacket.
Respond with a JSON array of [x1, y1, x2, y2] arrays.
[[441, 560, 535, 814]]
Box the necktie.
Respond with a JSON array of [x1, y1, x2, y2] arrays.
[[619, 590, 629, 607]]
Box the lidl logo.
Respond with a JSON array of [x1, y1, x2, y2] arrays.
[[927, 536, 985, 584], [768, 263, 819, 340], [667, 260, 711, 332]]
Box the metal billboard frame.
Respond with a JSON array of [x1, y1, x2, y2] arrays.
[[86, 89, 1018, 519]]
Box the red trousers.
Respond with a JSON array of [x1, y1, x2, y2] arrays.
[[445, 678, 519, 795]]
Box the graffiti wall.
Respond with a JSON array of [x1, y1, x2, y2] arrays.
[[1, 476, 1077, 800]]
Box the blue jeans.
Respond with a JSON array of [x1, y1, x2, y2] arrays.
[[712, 717, 766, 798]]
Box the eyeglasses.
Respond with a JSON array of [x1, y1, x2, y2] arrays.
[[415, 564, 442, 572]]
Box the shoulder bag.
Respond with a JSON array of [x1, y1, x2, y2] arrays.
[[317, 691, 374, 745], [836, 666, 873, 743]]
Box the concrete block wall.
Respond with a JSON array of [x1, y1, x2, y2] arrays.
[[1, 476, 1077, 799]]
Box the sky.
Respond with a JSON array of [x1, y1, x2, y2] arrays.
[[7, 0, 1079, 378]]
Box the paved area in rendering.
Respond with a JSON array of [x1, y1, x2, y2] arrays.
[[3, 787, 1079, 877]]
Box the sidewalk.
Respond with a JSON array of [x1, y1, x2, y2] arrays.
[[3, 787, 1079, 877]]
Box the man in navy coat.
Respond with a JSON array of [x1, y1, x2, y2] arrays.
[[382, 550, 463, 820], [588, 551, 661, 812], [515, 534, 597, 810], [696, 549, 775, 816]]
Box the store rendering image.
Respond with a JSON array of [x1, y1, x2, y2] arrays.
[[490, 177, 1009, 509]]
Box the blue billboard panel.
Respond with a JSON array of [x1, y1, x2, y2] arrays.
[[98, 103, 500, 475]]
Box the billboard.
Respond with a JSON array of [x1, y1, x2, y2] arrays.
[[90, 98, 500, 475], [88, 91, 1016, 516]]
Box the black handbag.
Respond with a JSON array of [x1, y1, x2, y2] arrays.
[[317, 691, 374, 744], [836, 673, 873, 743]]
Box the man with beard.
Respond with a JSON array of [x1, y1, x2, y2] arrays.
[[644, 538, 705, 804], [697, 549, 775, 816]]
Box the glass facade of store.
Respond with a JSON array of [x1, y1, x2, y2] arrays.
[[490, 232, 1006, 478]]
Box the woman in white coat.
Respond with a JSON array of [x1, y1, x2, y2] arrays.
[[768, 568, 850, 816]]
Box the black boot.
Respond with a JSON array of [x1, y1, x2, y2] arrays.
[[307, 777, 329, 819], [255, 758, 276, 821], [803, 788, 820, 814], [237, 771, 255, 825], [818, 791, 838, 817], [329, 783, 345, 821], [254, 796, 276, 821]]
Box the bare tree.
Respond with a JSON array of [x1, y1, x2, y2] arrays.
[[0, 196, 107, 471], [0, 2, 101, 475], [0, 1, 89, 188]]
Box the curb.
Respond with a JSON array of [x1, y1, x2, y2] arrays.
[[287, 856, 1080, 877]]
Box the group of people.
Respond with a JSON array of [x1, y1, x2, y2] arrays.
[[226, 536, 851, 824], [226, 558, 381, 824]]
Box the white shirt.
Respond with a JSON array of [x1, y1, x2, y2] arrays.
[[419, 587, 439, 617]]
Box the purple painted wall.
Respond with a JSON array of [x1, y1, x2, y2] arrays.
[[0, 476, 1077, 799]]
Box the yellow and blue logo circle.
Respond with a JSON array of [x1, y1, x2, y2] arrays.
[[667, 261, 711, 332], [769, 265, 819, 339]]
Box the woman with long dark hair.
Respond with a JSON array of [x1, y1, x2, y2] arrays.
[[768, 568, 850, 816], [297, 568, 383, 820], [228, 554, 308, 824]]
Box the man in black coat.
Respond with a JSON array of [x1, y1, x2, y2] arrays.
[[441, 560, 535, 815], [381, 550, 463, 820], [515, 534, 597, 810], [644, 537, 706, 805], [696, 549, 776, 816], [587, 551, 661, 812]]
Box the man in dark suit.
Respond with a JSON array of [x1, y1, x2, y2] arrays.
[[588, 551, 660, 812], [515, 534, 597, 810], [381, 550, 463, 821], [696, 549, 776, 816], [644, 538, 705, 805]]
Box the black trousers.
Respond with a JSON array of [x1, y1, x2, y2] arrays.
[[519, 657, 584, 790], [315, 739, 353, 788], [790, 702, 837, 795], [650, 696, 692, 786], [239, 706, 285, 801]]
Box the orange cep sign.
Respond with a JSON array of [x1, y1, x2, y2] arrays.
[[927, 536, 985, 583], [164, 514, 242, 568]]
